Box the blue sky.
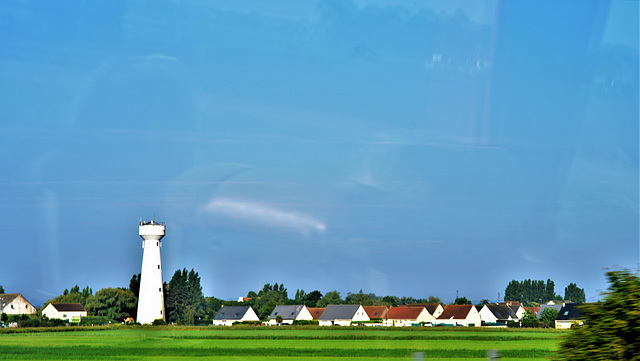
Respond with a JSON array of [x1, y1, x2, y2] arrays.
[[0, 1, 637, 306]]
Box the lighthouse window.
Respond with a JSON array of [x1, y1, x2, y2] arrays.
[[158, 265, 160, 269], [156, 242, 158, 246], [159, 288, 161, 292]]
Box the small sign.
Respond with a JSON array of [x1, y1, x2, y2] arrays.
[[70, 316, 81, 323]]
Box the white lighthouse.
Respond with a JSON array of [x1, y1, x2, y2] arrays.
[[137, 220, 166, 324]]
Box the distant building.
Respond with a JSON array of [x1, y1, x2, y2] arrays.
[[213, 305, 260, 326], [41, 303, 87, 321], [555, 303, 584, 329], [479, 304, 519, 325], [435, 305, 481, 327], [268, 305, 313, 325], [318, 304, 369, 326], [384, 307, 434, 327], [0, 294, 36, 316]]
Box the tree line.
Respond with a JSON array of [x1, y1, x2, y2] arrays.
[[504, 279, 586, 306], [24, 270, 445, 325], [3, 273, 585, 325]]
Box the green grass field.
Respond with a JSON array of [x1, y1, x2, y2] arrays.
[[0, 326, 563, 360]]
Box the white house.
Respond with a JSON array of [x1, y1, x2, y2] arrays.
[[555, 304, 584, 329], [318, 304, 369, 326], [0, 294, 37, 316], [435, 305, 481, 327], [268, 305, 313, 325], [213, 305, 260, 326], [479, 304, 519, 326], [41, 303, 87, 321], [383, 306, 435, 327]]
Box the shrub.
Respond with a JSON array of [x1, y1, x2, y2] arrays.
[[80, 316, 109, 326], [152, 318, 167, 326]]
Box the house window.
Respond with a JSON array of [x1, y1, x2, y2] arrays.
[[63, 314, 67, 318]]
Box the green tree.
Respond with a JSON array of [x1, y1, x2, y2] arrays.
[[129, 273, 141, 299], [426, 296, 442, 304], [345, 290, 379, 305], [521, 309, 538, 327], [555, 269, 640, 361], [165, 268, 206, 324], [302, 290, 323, 308], [43, 285, 93, 309], [85, 288, 137, 322], [204, 296, 224, 321], [540, 307, 559, 324], [476, 299, 490, 308], [564, 283, 586, 303], [0, 284, 5, 294], [317, 290, 343, 307], [505, 279, 560, 306], [455, 296, 472, 305], [382, 295, 399, 307], [252, 282, 289, 320]]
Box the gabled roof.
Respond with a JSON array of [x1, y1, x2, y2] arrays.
[[484, 304, 517, 320], [363, 306, 388, 319], [386, 307, 425, 320], [556, 304, 583, 321], [213, 305, 252, 320], [50, 303, 86, 312], [318, 304, 362, 320], [307, 307, 324, 319], [437, 305, 473, 320], [269, 305, 305, 320], [0, 293, 22, 305], [403, 303, 441, 315]]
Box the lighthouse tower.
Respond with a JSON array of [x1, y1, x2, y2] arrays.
[[137, 220, 166, 324]]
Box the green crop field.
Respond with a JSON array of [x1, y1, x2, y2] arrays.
[[0, 326, 564, 360]]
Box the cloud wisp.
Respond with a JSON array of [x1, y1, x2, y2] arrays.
[[204, 198, 326, 234]]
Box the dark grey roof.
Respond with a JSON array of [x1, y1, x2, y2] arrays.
[[556, 304, 583, 321], [268, 305, 304, 320], [213, 305, 252, 320], [50, 303, 86, 312], [318, 304, 362, 320], [485, 304, 517, 320]]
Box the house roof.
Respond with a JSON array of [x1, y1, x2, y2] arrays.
[[484, 304, 517, 320], [523, 306, 540, 315], [213, 305, 252, 320], [0, 293, 22, 306], [403, 303, 441, 315], [556, 304, 583, 321], [50, 303, 86, 312], [318, 304, 362, 320], [386, 307, 425, 320], [437, 305, 473, 320], [363, 306, 388, 319], [268, 305, 305, 320], [307, 307, 324, 319]]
